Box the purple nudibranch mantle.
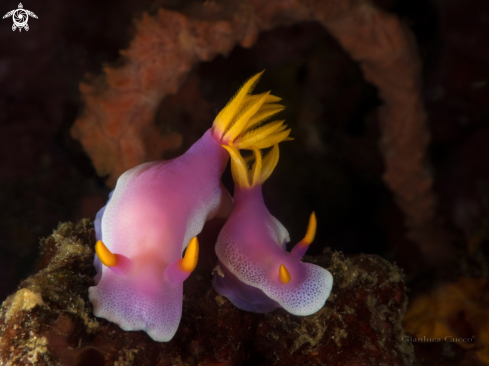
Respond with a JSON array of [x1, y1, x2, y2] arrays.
[[89, 72, 331, 342]]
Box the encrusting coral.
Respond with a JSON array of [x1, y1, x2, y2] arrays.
[[0, 220, 415, 365], [71, 0, 453, 269]]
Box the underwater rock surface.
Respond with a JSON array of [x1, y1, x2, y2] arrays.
[[0, 220, 414, 365]]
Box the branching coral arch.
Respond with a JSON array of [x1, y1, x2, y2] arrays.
[[71, 0, 454, 266]]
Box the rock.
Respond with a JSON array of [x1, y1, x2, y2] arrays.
[[0, 220, 414, 365]]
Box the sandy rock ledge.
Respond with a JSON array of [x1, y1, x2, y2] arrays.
[[0, 220, 415, 365]]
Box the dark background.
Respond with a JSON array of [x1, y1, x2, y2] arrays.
[[0, 0, 488, 303]]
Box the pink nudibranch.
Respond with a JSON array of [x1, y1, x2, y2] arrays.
[[213, 146, 333, 315], [89, 72, 291, 342]]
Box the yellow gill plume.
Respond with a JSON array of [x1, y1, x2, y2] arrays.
[[222, 144, 280, 189], [212, 71, 291, 149]]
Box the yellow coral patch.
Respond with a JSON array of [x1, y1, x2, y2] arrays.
[[403, 277, 489, 364]]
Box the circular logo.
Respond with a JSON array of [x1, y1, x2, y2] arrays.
[[12, 9, 28, 28]]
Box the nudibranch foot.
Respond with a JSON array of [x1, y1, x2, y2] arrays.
[[213, 262, 280, 313], [89, 271, 182, 342]]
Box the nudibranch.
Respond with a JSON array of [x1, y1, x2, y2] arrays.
[[89, 71, 291, 341], [213, 145, 333, 315]]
